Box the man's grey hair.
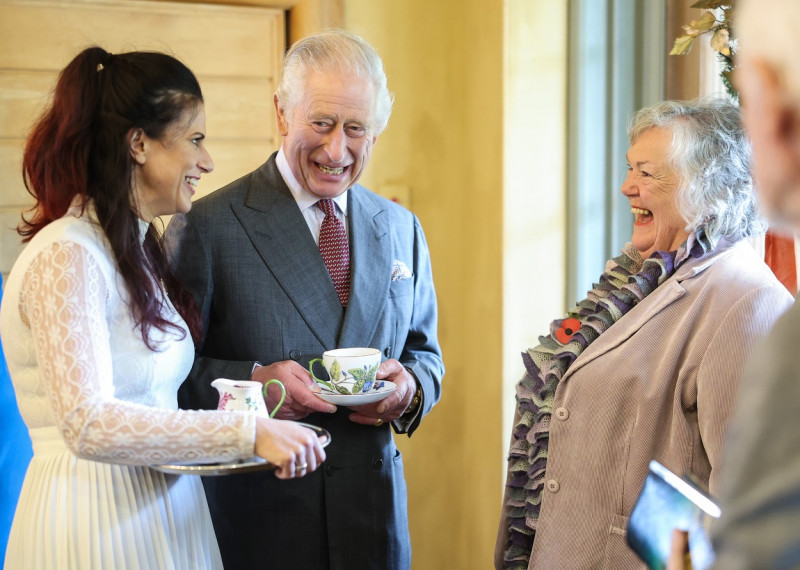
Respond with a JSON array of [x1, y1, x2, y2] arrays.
[[275, 29, 394, 134], [628, 98, 766, 241]]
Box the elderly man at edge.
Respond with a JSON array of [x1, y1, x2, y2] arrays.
[[667, 1, 800, 568], [164, 30, 444, 570], [496, 98, 793, 569]]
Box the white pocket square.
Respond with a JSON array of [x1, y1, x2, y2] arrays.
[[391, 260, 413, 281]]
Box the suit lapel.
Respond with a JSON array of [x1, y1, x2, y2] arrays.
[[231, 157, 343, 349], [339, 188, 392, 348]]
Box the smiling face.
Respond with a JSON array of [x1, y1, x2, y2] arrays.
[[621, 126, 689, 258], [131, 104, 214, 222], [275, 69, 378, 199]]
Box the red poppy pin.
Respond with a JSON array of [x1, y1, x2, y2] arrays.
[[555, 318, 581, 344]]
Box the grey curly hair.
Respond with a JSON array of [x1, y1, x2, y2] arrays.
[[628, 98, 766, 241], [275, 29, 394, 134]]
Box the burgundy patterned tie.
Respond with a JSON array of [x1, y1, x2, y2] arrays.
[[316, 199, 350, 306]]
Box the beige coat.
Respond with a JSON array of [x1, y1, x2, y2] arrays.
[[496, 239, 794, 569]]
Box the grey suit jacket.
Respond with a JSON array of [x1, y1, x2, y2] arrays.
[[710, 297, 800, 569], [164, 153, 444, 570]]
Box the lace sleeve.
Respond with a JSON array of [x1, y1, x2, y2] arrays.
[[20, 240, 256, 465]]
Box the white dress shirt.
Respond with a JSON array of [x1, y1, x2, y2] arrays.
[[276, 147, 349, 243]]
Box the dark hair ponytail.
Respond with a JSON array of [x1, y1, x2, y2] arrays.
[[20, 46, 203, 348]]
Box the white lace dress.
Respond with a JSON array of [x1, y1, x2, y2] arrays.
[[0, 204, 257, 569]]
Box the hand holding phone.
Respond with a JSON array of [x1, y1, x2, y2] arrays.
[[627, 460, 721, 570]]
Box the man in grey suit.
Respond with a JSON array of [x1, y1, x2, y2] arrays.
[[667, 0, 800, 568], [705, 0, 800, 567], [164, 30, 444, 570]]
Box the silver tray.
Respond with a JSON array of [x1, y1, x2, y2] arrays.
[[150, 422, 330, 476]]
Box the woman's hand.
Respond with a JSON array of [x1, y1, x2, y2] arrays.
[[254, 417, 327, 479]]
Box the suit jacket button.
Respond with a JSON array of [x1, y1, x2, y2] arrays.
[[384, 346, 392, 358], [289, 350, 301, 360], [372, 458, 383, 470], [325, 464, 336, 476]]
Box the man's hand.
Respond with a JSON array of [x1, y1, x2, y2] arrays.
[[347, 359, 418, 426], [252, 360, 336, 420], [666, 529, 692, 570]]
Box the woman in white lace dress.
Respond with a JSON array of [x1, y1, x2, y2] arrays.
[[0, 47, 326, 570]]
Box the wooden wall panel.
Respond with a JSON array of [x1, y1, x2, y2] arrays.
[[0, 142, 27, 205], [0, 72, 55, 139], [202, 78, 276, 141], [0, 0, 285, 275], [0, 0, 283, 78]]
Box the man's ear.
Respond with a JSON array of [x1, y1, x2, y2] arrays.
[[749, 59, 800, 161], [129, 128, 147, 165], [274, 94, 289, 137], [780, 97, 800, 166]]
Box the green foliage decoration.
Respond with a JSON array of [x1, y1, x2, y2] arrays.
[[670, 1, 738, 102]]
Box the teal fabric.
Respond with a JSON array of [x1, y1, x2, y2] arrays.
[[0, 274, 33, 563]]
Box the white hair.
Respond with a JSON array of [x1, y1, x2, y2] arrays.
[[738, 0, 800, 102], [275, 29, 394, 134], [629, 98, 766, 241]]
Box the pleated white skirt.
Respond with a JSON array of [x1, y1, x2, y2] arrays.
[[4, 427, 222, 570]]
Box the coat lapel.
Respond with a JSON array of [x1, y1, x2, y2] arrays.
[[230, 158, 343, 349], [563, 279, 686, 381], [562, 242, 736, 382], [339, 188, 392, 348]]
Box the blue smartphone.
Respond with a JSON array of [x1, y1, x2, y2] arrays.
[[627, 460, 721, 570]]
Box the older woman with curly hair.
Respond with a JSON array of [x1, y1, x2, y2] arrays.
[[496, 98, 794, 570]]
